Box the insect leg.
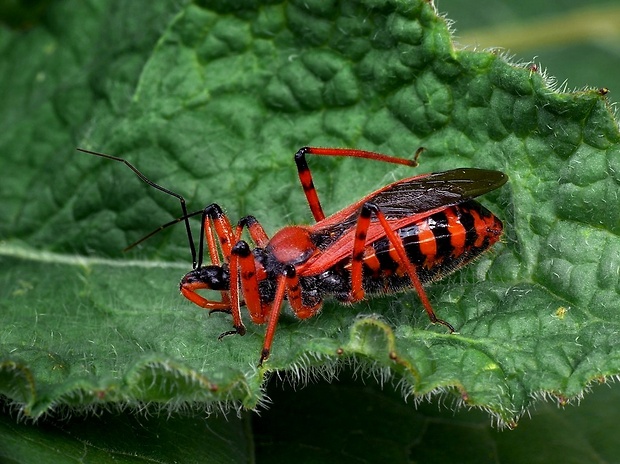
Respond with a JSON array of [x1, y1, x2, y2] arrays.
[[351, 202, 455, 333], [198, 204, 235, 268], [235, 216, 270, 247], [223, 243, 250, 339], [217, 213, 274, 342], [200, 204, 235, 310], [213, 216, 273, 346], [180, 281, 232, 312], [258, 268, 291, 366], [230, 240, 270, 324], [294, 147, 420, 222], [284, 266, 322, 319], [232, 214, 273, 318], [349, 203, 375, 302], [179, 204, 236, 314]]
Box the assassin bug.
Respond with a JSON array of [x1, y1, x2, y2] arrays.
[[79, 147, 507, 365]]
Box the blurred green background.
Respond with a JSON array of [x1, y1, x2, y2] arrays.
[[441, 0, 620, 91]]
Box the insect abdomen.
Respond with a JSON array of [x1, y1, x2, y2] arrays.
[[365, 200, 503, 292]]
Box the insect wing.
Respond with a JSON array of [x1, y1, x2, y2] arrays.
[[369, 168, 506, 217], [303, 168, 506, 273], [312, 168, 505, 235]]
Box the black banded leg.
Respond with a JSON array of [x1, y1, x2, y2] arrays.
[[349, 203, 376, 302], [295, 147, 326, 222], [231, 240, 269, 324], [283, 265, 322, 319], [294, 146, 421, 223], [354, 202, 455, 333], [235, 215, 270, 247], [198, 203, 235, 268]]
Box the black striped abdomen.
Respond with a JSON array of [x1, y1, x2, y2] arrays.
[[363, 200, 503, 292]]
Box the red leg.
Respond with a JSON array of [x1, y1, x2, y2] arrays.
[[188, 208, 271, 316], [258, 272, 289, 366], [294, 147, 421, 222], [208, 217, 273, 343], [204, 215, 223, 266], [180, 283, 231, 311], [349, 203, 374, 302], [227, 245, 247, 336], [230, 241, 269, 325], [198, 204, 235, 267], [230, 242, 323, 365], [181, 204, 236, 313], [235, 216, 270, 247], [230, 216, 273, 325], [348, 202, 455, 332], [283, 266, 322, 319]]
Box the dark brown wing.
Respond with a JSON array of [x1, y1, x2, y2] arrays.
[[367, 168, 507, 217], [309, 168, 507, 251]]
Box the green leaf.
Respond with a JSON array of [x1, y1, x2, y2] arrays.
[[1, 0, 619, 442]]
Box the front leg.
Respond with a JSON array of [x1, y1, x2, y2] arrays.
[[180, 264, 232, 313]]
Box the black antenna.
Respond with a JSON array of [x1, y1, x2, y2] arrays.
[[123, 209, 203, 252], [77, 148, 198, 268]]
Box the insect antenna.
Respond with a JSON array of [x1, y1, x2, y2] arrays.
[[77, 148, 198, 268], [123, 209, 203, 252]]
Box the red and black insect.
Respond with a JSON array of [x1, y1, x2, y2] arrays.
[[79, 147, 507, 365]]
